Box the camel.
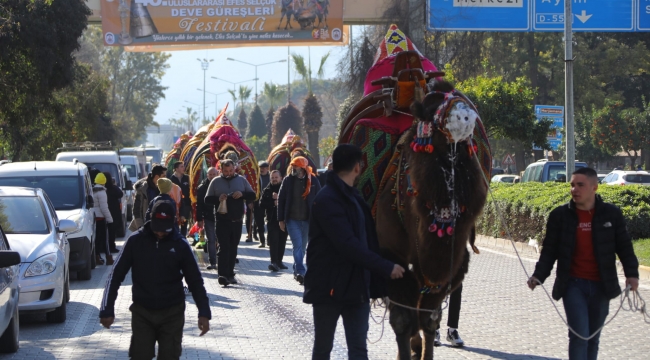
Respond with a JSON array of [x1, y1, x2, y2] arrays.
[[278, 0, 301, 30]]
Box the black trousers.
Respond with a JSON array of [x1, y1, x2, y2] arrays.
[[267, 220, 288, 265], [216, 219, 242, 277], [253, 202, 266, 244], [437, 283, 462, 329], [107, 221, 117, 251], [129, 302, 185, 360], [95, 219, 110, 257], [245, 208, 253, 238], [312, 302, 370, 360]]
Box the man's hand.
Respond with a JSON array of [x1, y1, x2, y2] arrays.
[[232, 191, 243, 199], [247, 203, 254, 210], [180, 216, 186, 223], [626, 277, 639, 291], [272, 192, 278, 200], [527, 276, 540, 290], [198, 317, 210, 336], [391, 264, 405, 279], [100, 317, 115, 329], [219, 194, 227, 202], [279, 221, 285, 232], [197, 220, 204, 228]]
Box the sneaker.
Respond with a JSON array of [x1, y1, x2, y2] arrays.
[[206, 265, 217, 270], [446, 329, 464, 347], [434, 329, 442, 347], [295, 274, 304, 285], [245, 237, 253, 243], [227, 276, 238, 284], [258, 243, 266, 248], [268, 263, 279, 272], [184, 286, 190, 296], [277, 263, 288, 270], [218, 276, 230, 286]]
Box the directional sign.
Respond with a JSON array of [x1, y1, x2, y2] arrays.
[[533, 0, 634, 32], [534, 105, 564, 150], [428, 0, 531, 31], [638, 0, 650, 30]]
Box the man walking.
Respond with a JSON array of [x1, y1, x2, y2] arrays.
[[99, 199, 211, 360], [260, 170, 288, 272], [170, 161, 191, 236], [205, 159, 256, 286], [253, 161, 271, 248], [528, 167, 639, 360], [304, 144, 405, 360], [278, 156, 321, 285], [196, 167, 219, 270]]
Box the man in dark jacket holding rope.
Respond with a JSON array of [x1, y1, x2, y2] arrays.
[[304, 144, 405, 360], [528, 167, 639, 360]]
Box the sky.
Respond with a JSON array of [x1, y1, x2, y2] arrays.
[[154, 44, 349, 125]]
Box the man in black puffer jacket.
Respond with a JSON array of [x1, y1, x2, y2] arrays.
[[196, 167, 219, 269], [529, 167, 639, 360], [99, 199, 211, 359]]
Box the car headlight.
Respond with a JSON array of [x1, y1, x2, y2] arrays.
[[25, 253, 57, 277], [67, 214, 85, 235]]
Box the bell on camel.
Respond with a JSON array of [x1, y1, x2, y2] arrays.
[[129, 2, 158, 38]]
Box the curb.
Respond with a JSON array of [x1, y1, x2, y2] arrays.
[[475, 234, 650, 281]]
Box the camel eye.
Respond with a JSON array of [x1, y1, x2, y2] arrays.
[[464, 117, 469, 121]]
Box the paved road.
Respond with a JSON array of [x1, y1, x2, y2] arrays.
[[2, 232, 649, 359]]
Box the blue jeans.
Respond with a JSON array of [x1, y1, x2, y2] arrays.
[[286, 219, 309, 276], [562, 277, 610, 360], [312, 302, 370, 360]]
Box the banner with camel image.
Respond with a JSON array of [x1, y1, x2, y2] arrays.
[[100, 0, 344, 46]]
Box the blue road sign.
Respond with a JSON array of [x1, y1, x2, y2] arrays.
[[428, 0, 531, 31], [535, 105, 564, 116], [549, 139, 562, 150], [533, 0, 634, 32], [638, 0, 650, 30], [534, 105, 564, 150]]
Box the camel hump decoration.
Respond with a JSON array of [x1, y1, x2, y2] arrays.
[[337, 24, 491, 360], [268, 129, 317, 177], [164, 131, 192, 175], [188, 105, 260, 205]]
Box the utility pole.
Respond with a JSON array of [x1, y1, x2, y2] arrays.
[[287, 46, 291, 103], [198, 58, 213, 124], [565, 0, 575, 179]]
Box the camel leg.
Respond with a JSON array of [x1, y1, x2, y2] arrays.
[[410, 333, 423, 360], [277, 12, 285, 29], [388, 270, 420, 360]]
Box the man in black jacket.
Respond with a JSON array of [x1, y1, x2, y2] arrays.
[[528, 167, 639, 360], [170, 161, 191, 236], [260, 170, 288, 271], [305, 144, 405, 360], [99, 199, 211, 360], [196, 167, 219, 269], [253, 161, 271, 247]]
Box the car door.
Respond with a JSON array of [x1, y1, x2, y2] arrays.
[[0, 228, 19, 333], [83, 170, 96, 247], [43, 193, 69, 269]]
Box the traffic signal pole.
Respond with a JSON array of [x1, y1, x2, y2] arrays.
[[565, 0, 575, 179]]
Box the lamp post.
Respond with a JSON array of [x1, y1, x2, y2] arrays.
[[225, 58, 287, 104], [211, 77, 258, 111], [197, 58, 213, 124], [198, 89, 228, 119]]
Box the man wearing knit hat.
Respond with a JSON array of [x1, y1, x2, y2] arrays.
[[93, 173, 114, 265], [145, 178, 182, 234], [277, 156, 322, 285]]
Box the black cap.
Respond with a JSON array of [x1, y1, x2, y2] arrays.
[[150, 200, 176, 233], [258, 161, 269, 168]]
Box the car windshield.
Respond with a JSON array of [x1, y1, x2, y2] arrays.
[[500, 176, 515, 183], [123, 164, 137, 178], [84, 163, 121, 187], [145, 149, 163, 164], [0, 196, 49, 234], [0, 176, 82, 210], [623, 174, 650, 183]]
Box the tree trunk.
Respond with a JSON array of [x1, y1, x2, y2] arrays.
[[307, 130, 321, 168], [514, 142, 527, 174]]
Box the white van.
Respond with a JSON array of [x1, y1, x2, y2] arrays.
[[55, 143, 131, 237], [0, 161, 97, 280], [120, 155, 142, 221]]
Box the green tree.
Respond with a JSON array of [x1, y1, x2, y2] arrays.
[[336, 94, 361, 141], [247, 135, 269, 163], [265, 107, 275, 151], [271, 102, 304, 147], [247, 104, 267, 140], [319, 136, 337, 163], [262, 82, 286, 111], [236, 85, 252, 136]]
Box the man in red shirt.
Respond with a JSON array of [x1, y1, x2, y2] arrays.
[[528, 167, 639, 360]]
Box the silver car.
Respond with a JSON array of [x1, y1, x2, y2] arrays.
[[0, 187, 76, 323]]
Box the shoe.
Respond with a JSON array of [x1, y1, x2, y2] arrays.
[[207, 265, 217, 270], [446, 329, 464, 347], [296, 274, 304, 285], [106, 255, 115, 266], [109, 247, 120, 253], [253, 234, 259, 241], [277, 263, 288, 270], [434, 329, 442, 347], [96, 255, 104, 265], [245, 237, 253, 243], [268, 263, 279, 272], [258, 243, 266, 248], [218, 276, 230, 286], [184, 286, 190, 296], [235, 258, 239, 263], [227, 276, 238, 284]]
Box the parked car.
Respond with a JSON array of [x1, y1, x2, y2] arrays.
[[0, 187, 76, 323], [601, 170, 650, 186], [0, 230, 21, 353], [491, 174, 518, 183], [521, 160, 588, 183], [119, 155, 142, 221], [491, 167, 506, 177], [55, 142, 132, 238], [0, 161, 96, 280]]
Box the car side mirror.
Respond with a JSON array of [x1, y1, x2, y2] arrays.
[[86, 194, 94, 209], [58, 219, 77, 233], [124, 180, 133, 191], [0, 251, 21, 267]]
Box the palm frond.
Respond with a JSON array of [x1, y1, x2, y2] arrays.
[[227, 89, 237, 103], [291, 53, 309, 80], [316, 52, 330, 79]]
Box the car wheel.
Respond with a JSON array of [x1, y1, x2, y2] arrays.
[[90, 242, 96, 270], [64, 274, 70, 303], [46, 298, 66, 324], [0, 306, 19, 353], [77, 254, 92, 281]]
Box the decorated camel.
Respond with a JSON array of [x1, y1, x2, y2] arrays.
[[278, 0, 329, 30], [338, 25, 491, 360], [163, 131, 192, 176], [268, 129, 318, 177]]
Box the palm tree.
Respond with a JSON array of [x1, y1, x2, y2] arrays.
[[291, 49, 330, 167], [227, 89, 238, 119], [263, 82, 286, 111], [237, 85, 252, 136]]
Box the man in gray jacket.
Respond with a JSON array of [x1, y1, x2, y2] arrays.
[[205, 159, 256, 286]]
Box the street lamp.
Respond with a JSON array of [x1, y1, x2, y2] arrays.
[[197, 58, 213, 124], [211, 77, 258, 111], [198, 88, 228, 119], [226, 58, 287, 103]]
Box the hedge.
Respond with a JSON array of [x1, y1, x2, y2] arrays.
[[476, 182, 650, 244]]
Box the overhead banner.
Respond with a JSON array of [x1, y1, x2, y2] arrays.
[[100, 0, 345, 46]]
